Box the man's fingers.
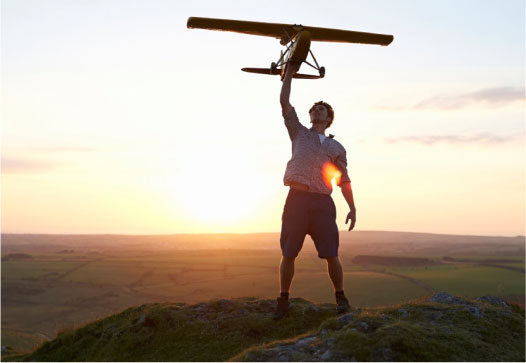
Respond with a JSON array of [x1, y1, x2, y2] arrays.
[[348, 220, 356, 231]]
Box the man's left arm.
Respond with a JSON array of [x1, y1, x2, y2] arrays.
[[340, 182, 356, 231], [335, 150, 356, 231]]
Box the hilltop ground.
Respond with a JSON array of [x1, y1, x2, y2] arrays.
[[4, 292, 524, 362], [2, 232, 524, 354]]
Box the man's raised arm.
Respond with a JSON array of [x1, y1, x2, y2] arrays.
[[280, 62, 303, 140], [280, 62, 301, 116]]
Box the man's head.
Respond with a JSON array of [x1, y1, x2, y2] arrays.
[[309, 101, 334, 129]]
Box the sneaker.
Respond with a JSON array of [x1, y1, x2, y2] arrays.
[[273, 297, 290, 321], [336, 294, 351, 314]]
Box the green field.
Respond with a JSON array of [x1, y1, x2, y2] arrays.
[[388, 265, 524, 297], [2, 232, 524, 354]]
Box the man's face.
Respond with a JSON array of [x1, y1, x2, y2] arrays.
[[309, 104, 331, 124]]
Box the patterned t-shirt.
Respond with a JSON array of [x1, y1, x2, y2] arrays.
[[283, 107, 351, 195]]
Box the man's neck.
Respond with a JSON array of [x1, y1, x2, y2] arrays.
[[310, 123, 327, 135]]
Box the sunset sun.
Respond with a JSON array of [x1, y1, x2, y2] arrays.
[[169, 151, 270, 224]]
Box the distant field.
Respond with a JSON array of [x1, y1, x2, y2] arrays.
[[2, 232, 524, 354], [390, 265, 525, 297]]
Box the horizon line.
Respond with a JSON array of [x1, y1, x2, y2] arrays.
[[1, 229, 524, 239]]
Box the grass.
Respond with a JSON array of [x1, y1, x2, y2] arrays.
[[393, 266, 525, 297], [16, 298, 336, 362]]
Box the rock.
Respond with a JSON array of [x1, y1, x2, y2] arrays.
[[1, 346, 13, 354], [476, 296, 509, 307], [375, 347, 393, 361], [351, 328, 358, 332], [381, 314, 392, 321], [468, 306, 483, 317], [137, 314, 156, 327], [193, 304, 207, 312], [321, 350, 333, 360], [338, 313, 354, 325], [137, 314, 146, 325], [356, 321, 369, 332], [308, 305, 321, 312], [296, 336, 316, 346], [398, 308, 409, 318], [427, 291, 467, 305], [430, 312, 443, 321], [325, 338, 335, 348], [278, 352, 289, 361]]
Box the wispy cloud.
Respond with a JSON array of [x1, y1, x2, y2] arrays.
[[1, 158, 55, 173], [374, 87, 525, 111], [385, 132, 524, 145], [415, 87, 525, 110]]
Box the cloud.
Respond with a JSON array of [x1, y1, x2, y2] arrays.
[[414, 87, 525, 110], [1, 158, 55, 173], [385, 132, 524, 145], [373, 87, 524, 111]]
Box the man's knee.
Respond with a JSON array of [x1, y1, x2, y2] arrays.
[[281, 256, 296, 264], [325, 256, 339, 264]]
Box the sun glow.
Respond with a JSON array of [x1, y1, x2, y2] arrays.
[[166, 150, 272, 227]]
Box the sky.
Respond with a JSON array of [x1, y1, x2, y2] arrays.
[[1, 0, 525, 236]]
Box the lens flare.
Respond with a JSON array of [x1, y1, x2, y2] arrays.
[[322, 162, 342, 189]]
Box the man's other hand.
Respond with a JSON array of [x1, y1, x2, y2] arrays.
[[345, 209, 356, 231]]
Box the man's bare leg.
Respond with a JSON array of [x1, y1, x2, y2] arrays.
[[326, 256, 344, 291], [279, 256, 296, 293], [326, 256, 350, 313]]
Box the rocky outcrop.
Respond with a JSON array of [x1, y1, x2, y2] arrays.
[[9, 293, 525, 362], [236, 292, 524, 362]]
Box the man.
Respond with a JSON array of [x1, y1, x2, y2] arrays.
[[273, 61, 357, 321]]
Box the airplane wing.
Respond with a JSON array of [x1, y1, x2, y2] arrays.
[[187, 17, 393, 46]]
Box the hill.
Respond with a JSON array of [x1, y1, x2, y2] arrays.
[[5, 292, 524, 362]]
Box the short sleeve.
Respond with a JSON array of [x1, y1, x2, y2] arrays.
[[335, 148, 351, 186], [283, 107, 304, 141]]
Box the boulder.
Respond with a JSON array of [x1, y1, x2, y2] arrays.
[[427, 291, 467, 305], [476, 296, 509, 307], [338, 313, 355, 325]]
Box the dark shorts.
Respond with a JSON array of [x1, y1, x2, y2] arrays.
[[280, 188, 339, 258]]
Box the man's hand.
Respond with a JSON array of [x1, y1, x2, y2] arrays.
[[281, 61, 302, 114], [285, 61, 301, 76], [345, 209, 356, 231]]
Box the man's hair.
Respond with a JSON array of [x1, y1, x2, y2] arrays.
[[309, 101, 335, 128]]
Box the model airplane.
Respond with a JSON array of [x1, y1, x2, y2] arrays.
[[187, 17, 393, 79]]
